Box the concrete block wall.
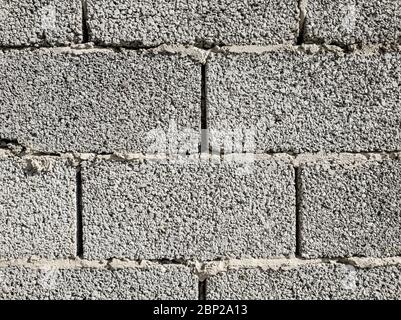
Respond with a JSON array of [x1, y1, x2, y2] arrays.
[[0, 0, 400, 300]]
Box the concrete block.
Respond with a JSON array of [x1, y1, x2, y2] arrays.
[[0, 49, 200, 153], [0, 264, 197, 299], [0, 156, 76, 259], [304, 0, 401, 45], [207, 51, 401, 153], [0, 0, 82, 46], [86, 0, 299, 46], [299, 160, 401, 258], [82, 159, 296, 260], [207, 263, 401, 299]]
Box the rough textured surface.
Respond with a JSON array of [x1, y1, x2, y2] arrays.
[[0, 265, 197, 299], [0, 0, 82, 46], [86, 0, 299, 46], [82, 159, 295, 260], [207, 264, 401, 299], [0, 156, 76, 259], [304, 0, 401, 45], [1, 1, 401, 301], [0, 49, 200, 153], [208, 51, 401, 153], [299, 160, 401, 258]]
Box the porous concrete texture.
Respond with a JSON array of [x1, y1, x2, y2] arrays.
[[0, 0, 82, 46], [299, 160, 401, 258], [208, 50, 401, 153], [304, 0, 401, 45], [0, 155, 76, 259], [1, 0, 401, 301], [81, 159, 295, 260], [0, 264, 197, 300], [0, 48, 200, 153], [86, 0, 299, 47], [207, 262, 401, 299]]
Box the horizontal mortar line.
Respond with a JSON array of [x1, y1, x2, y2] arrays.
[[0, 42, 203, 52], [0, 256, 400, 271], [0, 43, 166, 53], [0, 148, 400, 165], [195, 256, 401, 280], [253, 151, 401, 166], [0, 43, 400, 56], [0, 43, 203, 52], [0, 258, 183, 270]]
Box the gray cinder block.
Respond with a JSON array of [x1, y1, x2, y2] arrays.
[[0, 264, 197, 300], [0, 49, 200, 153], [82, 159, 296, 260], [86, 0, 299, 46], [299, 160, 401, 258], [207, 263, 401, 299], [304, 0, 401, 45], [0, 156, 76, 259], [0, 0, 82, 46], [208, 50, 401, 153]]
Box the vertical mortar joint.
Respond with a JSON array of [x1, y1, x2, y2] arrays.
[[81, 0, 90, 43], [198, 279, 207, 300], [295, 167, 302, 257], [297, 0, 308, 45], [76, 165, 84, 257], [200, 64, 209, 154]]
